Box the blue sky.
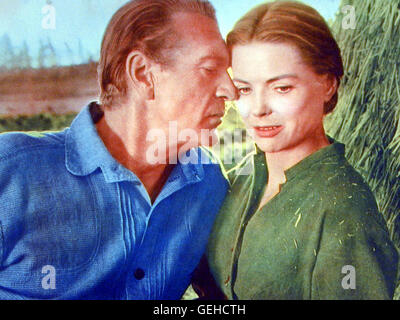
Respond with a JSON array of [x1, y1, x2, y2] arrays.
[[0, 0, 340, 67]]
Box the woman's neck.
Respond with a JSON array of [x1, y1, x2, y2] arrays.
[[265, 133, 330, 178], [257, 133, 330, 210]]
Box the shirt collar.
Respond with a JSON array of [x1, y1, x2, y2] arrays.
[[65, 102, 205, 184], [254, 136, 346, 182]]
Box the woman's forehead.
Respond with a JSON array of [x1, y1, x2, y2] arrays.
[[231, 42, 306, 76]]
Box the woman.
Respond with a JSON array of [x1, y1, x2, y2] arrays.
[[195, 1, 398, 299]]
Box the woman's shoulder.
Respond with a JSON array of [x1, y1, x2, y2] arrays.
[[319, 158, 378, 210], [314, 157, 391, 238], [287, 140, 388, 232]]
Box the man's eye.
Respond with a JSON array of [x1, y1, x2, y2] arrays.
[[275, 86, 293, 93], [202, 67, 217, 74], [238, 87, 251, 95]]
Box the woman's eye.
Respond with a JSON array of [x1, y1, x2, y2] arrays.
[[238, 87, 252, 95], [275, 86, 292, 93]]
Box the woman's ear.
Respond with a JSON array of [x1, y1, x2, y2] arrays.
[[125, 50, 155, 100], [323, 74, 338, 103]]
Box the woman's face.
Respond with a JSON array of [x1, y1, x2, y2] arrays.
[[232, 41, 336, 154]]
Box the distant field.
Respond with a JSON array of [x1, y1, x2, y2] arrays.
[[0, 63, 98, 116]]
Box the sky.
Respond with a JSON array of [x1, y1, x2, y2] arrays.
[[0, 0, 341, 67]]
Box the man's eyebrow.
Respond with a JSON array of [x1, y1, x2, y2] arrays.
[[197, 54, 228, 65], [233, 73, 299, 84]]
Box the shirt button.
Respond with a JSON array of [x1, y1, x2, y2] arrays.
[[134, 268, 145, 280]]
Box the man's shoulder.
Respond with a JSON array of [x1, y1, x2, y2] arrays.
[[0, 130, 67, 163]]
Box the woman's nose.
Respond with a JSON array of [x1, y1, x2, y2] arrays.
[[251, 91, 271, 117]]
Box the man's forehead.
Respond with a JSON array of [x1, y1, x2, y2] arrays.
[[169, 12, 228, 60], [197, 49, 229, 63], [175, 40, 229, 67], [170, 12, 224, 45], [171, 11, 219, 33]]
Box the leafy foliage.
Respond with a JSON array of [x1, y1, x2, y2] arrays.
[[0, 113, 76, 133], [325, 0, 400, 246], [324, 0, 400, 298]]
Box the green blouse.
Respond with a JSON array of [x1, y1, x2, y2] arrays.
[[206, 139, 398, 299]]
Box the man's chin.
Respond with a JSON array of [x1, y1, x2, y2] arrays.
[[200, 114, 223, 130], [200, 127, 219, 147], [176, 128, 219, 156]]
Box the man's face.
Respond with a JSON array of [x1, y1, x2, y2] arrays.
[[148, 12, 236, 152]]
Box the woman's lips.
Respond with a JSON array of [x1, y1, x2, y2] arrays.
[[253, 125, 283, 138]]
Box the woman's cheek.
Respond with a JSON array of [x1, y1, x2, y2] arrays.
[[270, 95, 303, 117]]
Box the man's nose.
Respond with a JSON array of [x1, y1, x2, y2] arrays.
[[216, 72, 239, 101]]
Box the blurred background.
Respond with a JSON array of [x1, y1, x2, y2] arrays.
[[0, 0, 339, 119]]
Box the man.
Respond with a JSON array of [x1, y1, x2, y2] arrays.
[[0, 0, 236, 299]]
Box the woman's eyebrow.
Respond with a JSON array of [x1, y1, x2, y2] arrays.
[[233, 74, 299, 84], [266, 73, 299, 84], [232, 78, 250, 84]]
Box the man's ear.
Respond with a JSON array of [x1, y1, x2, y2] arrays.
[[125, 50, 155, 100]]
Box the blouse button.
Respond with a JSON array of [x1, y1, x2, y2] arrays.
[[134, 268, 145, 280]]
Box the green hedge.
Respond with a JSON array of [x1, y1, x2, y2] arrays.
[[326, 0, 400, 247], [326, 0, 400, 299], [0, 113, 76, 133]]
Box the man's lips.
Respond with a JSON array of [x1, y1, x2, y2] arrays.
[[207, 113, 225, 122], [253, 125, 283, 138], [202, 114, 224, 128], [208, 113, 225, 118]]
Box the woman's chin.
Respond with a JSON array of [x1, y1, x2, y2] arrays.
[[255, 140, 283, 154]]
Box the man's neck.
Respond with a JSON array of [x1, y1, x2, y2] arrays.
[[95, 104, 176, 204]]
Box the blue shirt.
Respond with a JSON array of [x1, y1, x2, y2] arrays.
[[0, 102, 229, 300]]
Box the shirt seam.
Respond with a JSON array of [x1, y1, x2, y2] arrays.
[[113, 182, 130, 298], [0, 220, 4, 269]]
